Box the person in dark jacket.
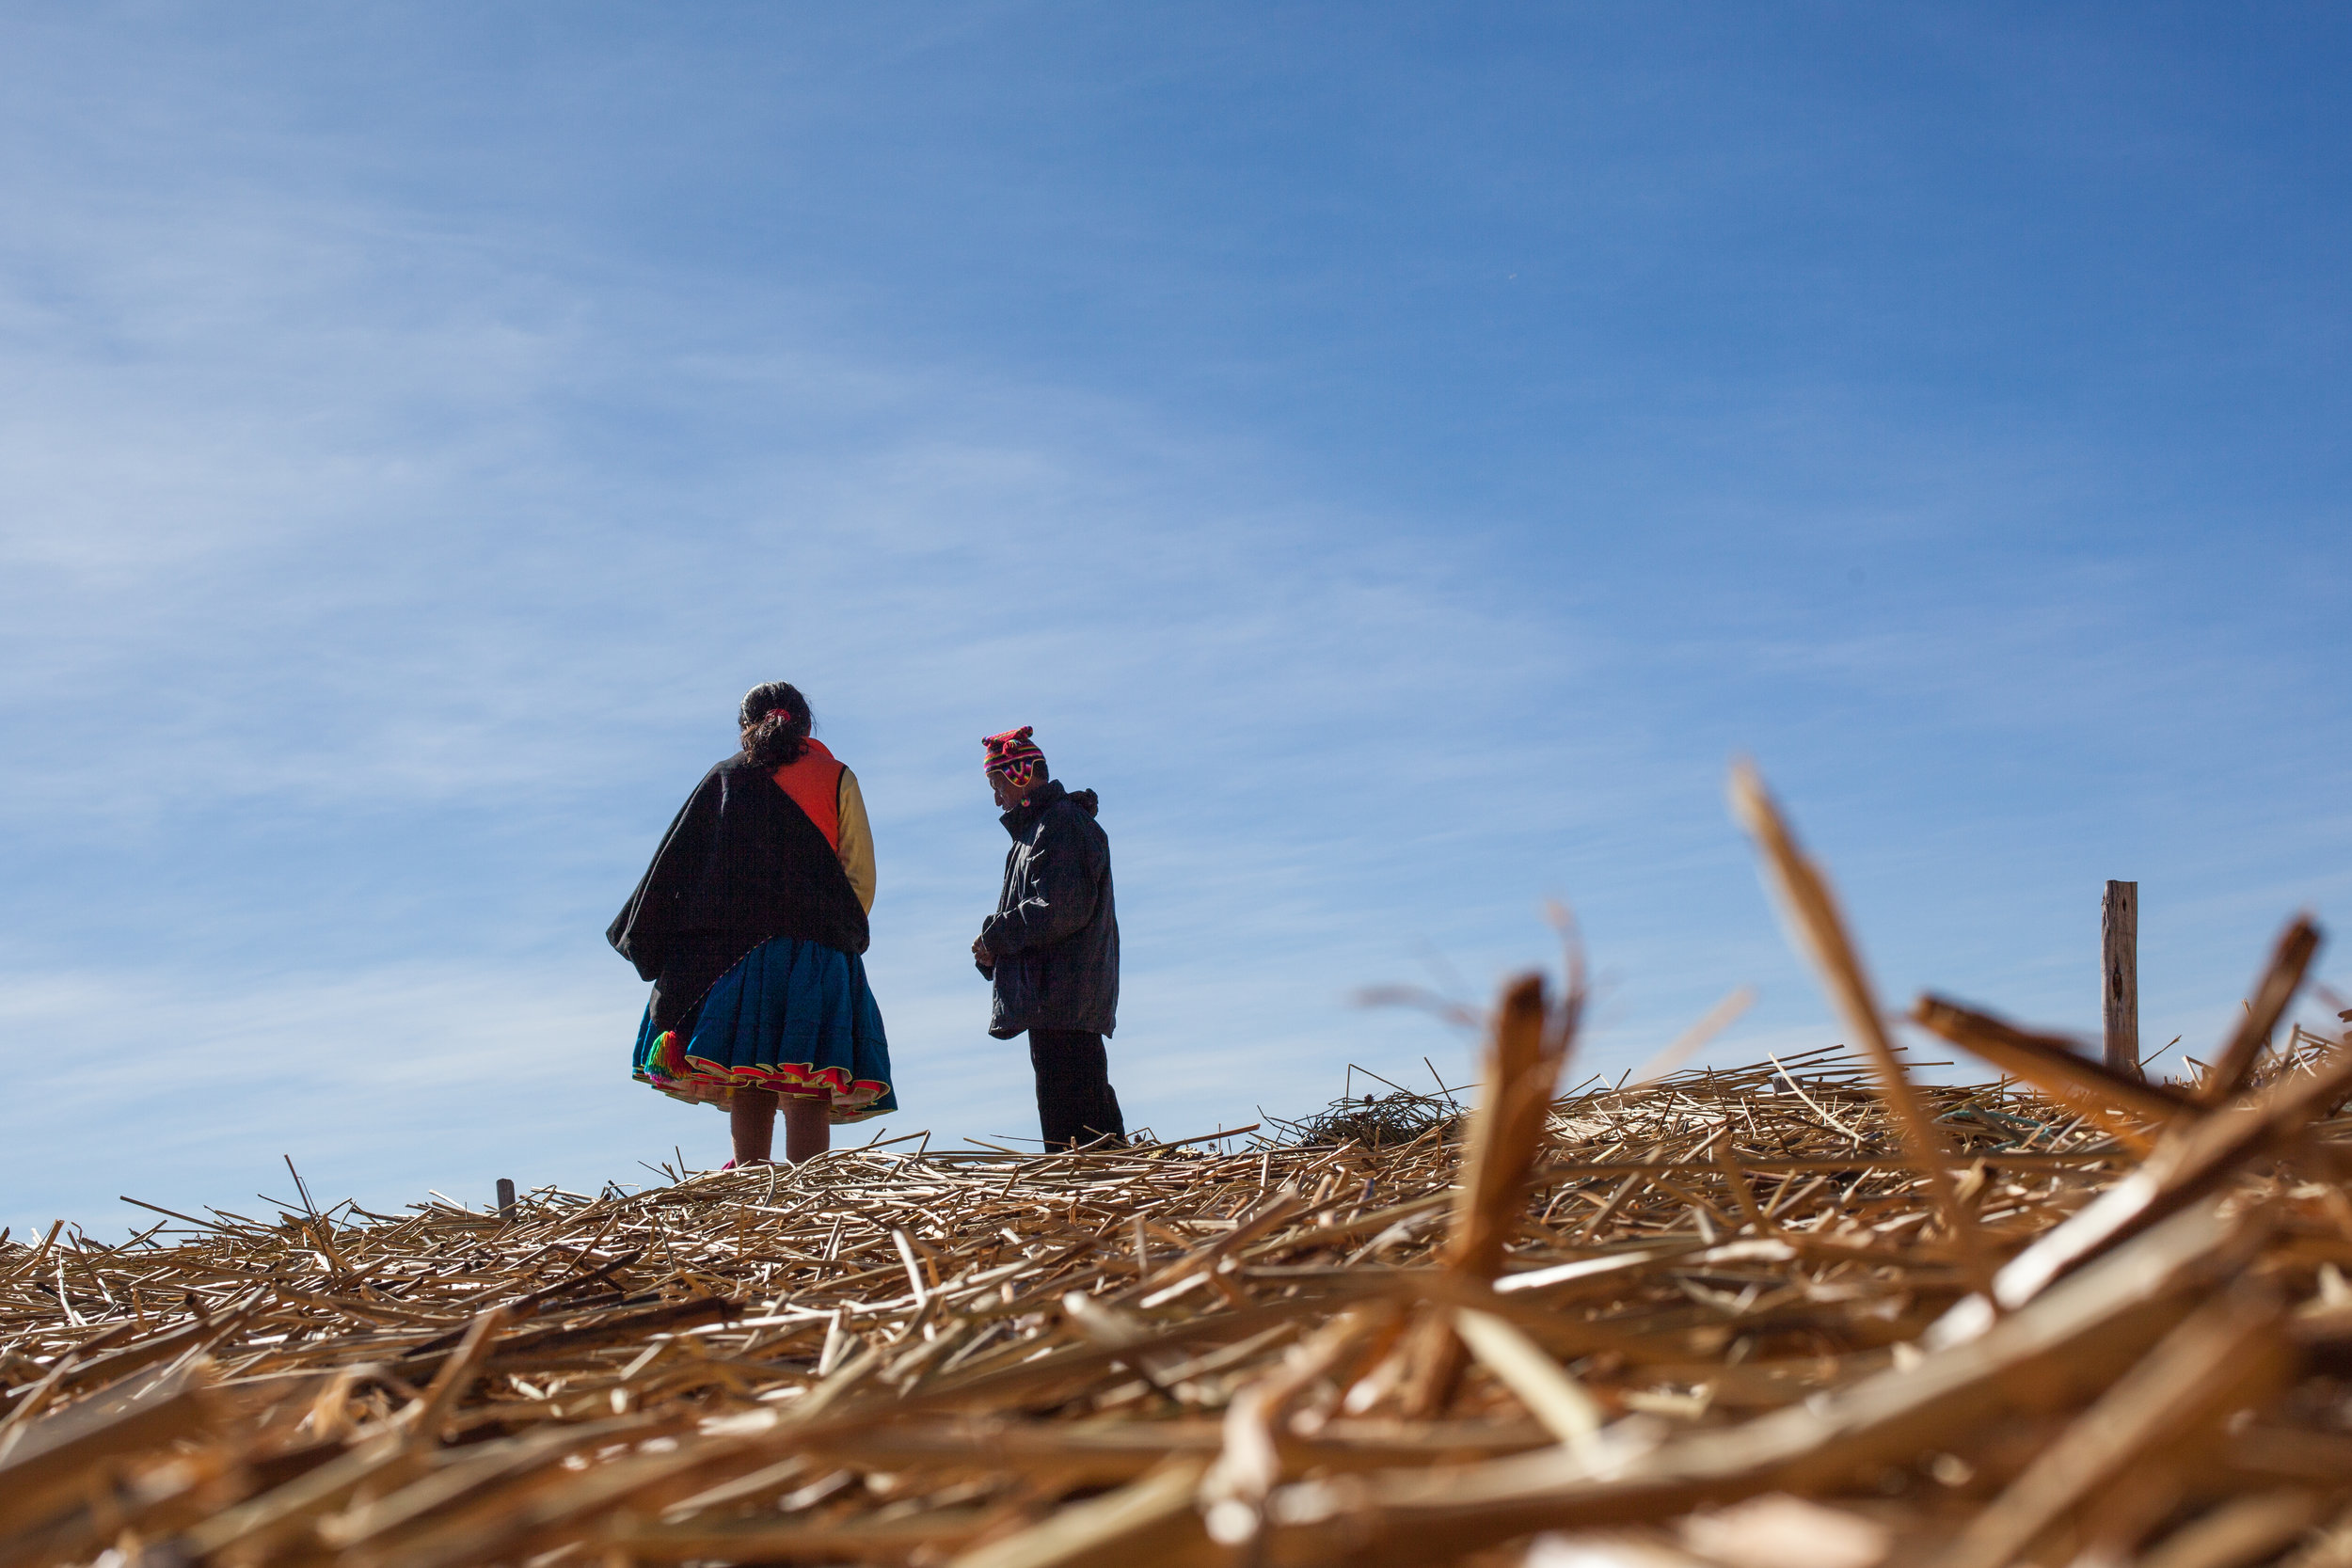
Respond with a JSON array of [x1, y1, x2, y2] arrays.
[[611, 683, 894, 1168], [972, 726, 1125, 1150]]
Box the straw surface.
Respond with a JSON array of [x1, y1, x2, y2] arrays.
[[6, 780, 2349, 1568]]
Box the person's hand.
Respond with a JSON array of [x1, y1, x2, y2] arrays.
[[971, 934, 993, 964]]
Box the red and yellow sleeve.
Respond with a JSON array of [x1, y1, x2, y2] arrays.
[[835, 768, 877, 913]]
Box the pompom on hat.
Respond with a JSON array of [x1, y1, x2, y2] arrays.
[[982, 725, 1046, 778]]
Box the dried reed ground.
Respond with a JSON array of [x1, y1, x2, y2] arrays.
[[4, 771, 2351, 1568]]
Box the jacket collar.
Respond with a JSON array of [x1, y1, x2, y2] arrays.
[[999, 778, 1068, 836]]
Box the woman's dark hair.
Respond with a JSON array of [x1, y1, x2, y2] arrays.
[[739, 682, 813, 768]]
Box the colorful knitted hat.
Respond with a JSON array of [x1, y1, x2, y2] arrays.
[[982, 725, 1046, 777]]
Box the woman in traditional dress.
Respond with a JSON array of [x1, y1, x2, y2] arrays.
[[610, 683, 894, 1165]]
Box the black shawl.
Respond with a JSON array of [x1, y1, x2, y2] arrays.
[[608, 753, 869, 1035]]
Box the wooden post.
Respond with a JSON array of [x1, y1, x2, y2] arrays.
[[496, 1178, 516, 1220], [2103, 880, 2139, 1079]]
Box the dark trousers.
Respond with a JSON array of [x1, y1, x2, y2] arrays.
[[1027, 1028, 1126, 1150]]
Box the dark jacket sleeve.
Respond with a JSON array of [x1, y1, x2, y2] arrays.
[[981, 811, 1099, 956]]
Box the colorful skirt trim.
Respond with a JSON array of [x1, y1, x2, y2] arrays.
[[631, 937, 897, 1123]]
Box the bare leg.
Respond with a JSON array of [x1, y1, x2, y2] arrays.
[[782, 1096, 832, 1164], [730, 1088, 778, 1165]]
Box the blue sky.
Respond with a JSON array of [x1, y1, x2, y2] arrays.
[[3, 4, 2346, 1241]]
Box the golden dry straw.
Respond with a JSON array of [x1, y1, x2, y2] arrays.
[[4, 767, 2348, 1568]]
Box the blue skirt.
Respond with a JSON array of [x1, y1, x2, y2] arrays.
[[632, 938, 897, 1122]]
